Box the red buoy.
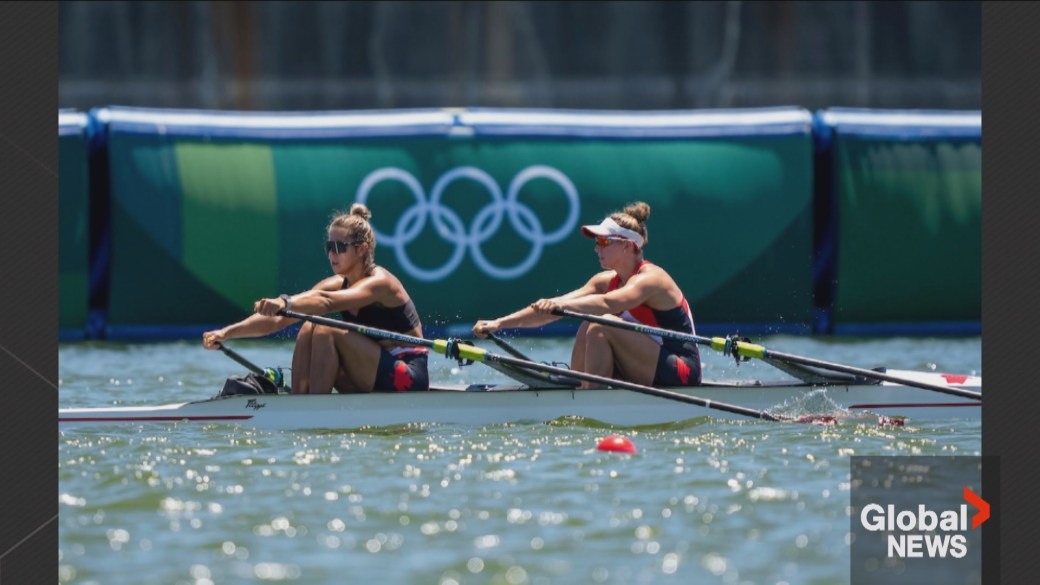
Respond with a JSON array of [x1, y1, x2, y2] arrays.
[[597, 434, 637, 454]]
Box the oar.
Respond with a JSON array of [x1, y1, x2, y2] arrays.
[[551, 309, 982, 401], [215, 341, 285, 388], [483, 331, 583, 389], [279, 309, 803, 423], [215, 341, 264, 375], [485, 331, 536, 361]]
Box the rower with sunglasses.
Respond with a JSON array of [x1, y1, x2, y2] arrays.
[[472, 201, 701, 389], [202, 203, 429, 394]]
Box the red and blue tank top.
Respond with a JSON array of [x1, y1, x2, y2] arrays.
[[606, 261, 696, 353]]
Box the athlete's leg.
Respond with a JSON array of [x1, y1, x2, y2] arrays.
[[319, 328, 383, 392], [570, 322, 590, 371], [581, 321, 660, 388], [290, 321, 316, 394]]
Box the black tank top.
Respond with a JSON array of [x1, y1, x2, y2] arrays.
[[339, 278, 421, 333], [343, 299, 421, 333]]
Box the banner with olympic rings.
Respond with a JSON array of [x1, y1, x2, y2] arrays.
[[96, 107, 819, 336]]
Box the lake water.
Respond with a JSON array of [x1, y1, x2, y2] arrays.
[[58, 335, 982, 585]]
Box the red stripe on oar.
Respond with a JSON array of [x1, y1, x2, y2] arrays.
[[848, 403, 980, 410], [59, 416, 254, 422], [795, 415, 838, 425], [795, 414, 905, 427]]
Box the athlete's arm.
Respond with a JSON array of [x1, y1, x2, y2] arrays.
[[473, 272, 610, 336], [204, 275, 344, 348], [554, 270, 670, 316]]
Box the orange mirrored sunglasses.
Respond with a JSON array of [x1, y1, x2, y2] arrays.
[[594, 236, 626, 248]]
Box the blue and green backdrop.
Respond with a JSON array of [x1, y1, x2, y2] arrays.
[[59, 111, 90, 339], [57, 106, 980, 340], [814, 108, 981, 335]]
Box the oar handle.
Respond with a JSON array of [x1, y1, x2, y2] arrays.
[[551, 308, 982, 402]]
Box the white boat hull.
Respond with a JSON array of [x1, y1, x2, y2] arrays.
[[59, 370, 981, 430]]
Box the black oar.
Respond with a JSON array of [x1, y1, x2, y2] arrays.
[[215, 341, 264, 375], [551, 308, 982, 401], [485, 331, 535, 361], [484, 331, 583, 389], [215, 341, 285, 388], [279, 309, 804, 423]]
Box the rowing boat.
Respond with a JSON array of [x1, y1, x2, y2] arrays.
[[58, 367, 981, 430], [60, 312, 982, 430]]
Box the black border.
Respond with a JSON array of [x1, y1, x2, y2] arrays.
[[0, 2, 58, 583], [983, 2, 1037, 583]]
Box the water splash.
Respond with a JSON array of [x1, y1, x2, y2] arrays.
[[766, 388, 905, 427], [767, 388, 848, 420]]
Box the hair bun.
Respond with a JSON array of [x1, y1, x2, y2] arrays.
[[350, 203, 372, 221], [623, 201, 651, 224]]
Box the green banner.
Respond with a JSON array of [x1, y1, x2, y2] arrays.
[[832, 138, 981, 325], [106, 132, 814, 332], [59, 128, 89, 333]]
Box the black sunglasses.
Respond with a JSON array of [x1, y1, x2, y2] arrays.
[[324, 240, 365, 254]]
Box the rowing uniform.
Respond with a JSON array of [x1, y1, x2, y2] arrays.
[[607, 261, 702, 387], [340, 288, 429, 392]]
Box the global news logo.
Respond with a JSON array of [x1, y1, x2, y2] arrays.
[[859, 486, 989, 559]]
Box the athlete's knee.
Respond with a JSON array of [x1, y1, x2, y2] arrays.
[[296, 321, 315, 339], [313, 324, 347, 346], [575, 322, 590, 339], [585, 322, 608, 339], [312, 323, 331, 337]]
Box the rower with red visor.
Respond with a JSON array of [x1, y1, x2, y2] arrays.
[[472, 201, 701, 388]]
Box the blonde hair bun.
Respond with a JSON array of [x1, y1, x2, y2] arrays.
[[623, 201, 651, 224], [350, 203, 372, 221]]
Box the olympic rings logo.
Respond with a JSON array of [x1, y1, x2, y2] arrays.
[[355, 165, 580, 281]]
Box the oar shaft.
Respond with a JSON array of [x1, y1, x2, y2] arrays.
[[216, 342, 265, 376], [486, 332, 535, 362], [281, 310, 781, 422], [552, 308, 982, 401], [282, 310, 436, 349], [481, 351, 780, 421], [761, 349, 981, 399], [554, 308, 711, 344]]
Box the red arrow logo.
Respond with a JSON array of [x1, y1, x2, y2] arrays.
[[963, 486, 989, 528]]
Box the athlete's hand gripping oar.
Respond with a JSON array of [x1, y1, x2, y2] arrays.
[[551, 308, 982, 402], [277, 309, 830, 423], [214, 342, 285, 388]]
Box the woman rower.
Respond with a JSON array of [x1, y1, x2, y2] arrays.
[[202, 203, 429, 394], [472, 201, 701, 388]]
